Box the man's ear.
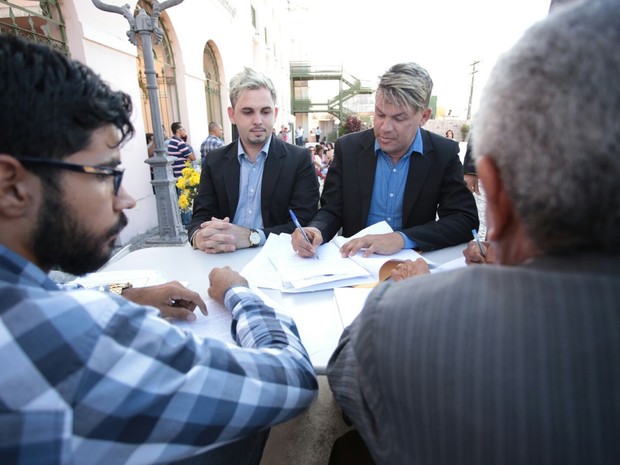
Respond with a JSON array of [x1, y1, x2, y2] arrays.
[[0, 155, 35, 218], [476, 156, 515, 242], [419, 108, 432, 126]]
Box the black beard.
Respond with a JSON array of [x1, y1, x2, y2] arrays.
[[33, 188, 128, 276]]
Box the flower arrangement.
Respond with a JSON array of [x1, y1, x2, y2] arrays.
[[176, 162, 201, 213]]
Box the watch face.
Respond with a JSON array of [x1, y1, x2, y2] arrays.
[[250, 230, 260, 246]]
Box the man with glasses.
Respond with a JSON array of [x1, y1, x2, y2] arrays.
[[0, 35, 317, 464]]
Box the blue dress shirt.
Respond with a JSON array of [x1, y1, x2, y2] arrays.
[[367, 128, 424, 249], [233, 138, 271, 244]]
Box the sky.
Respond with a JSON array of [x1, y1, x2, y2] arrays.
[[299, 0, 549, 118]]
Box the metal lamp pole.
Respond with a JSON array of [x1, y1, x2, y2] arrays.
[[91, 0, 186, 244]]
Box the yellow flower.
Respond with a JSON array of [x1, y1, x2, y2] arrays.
[[189, 171, 201, 186], [177, 161, 201, 213], [178, 193, 190, 211]]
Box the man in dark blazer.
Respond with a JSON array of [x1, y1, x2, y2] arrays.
[[327, 1, 620, 463], [188, 67, 319, 253], [292, 63, 478, 257]]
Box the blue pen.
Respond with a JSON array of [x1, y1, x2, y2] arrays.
[[472, 229, 487, 258], [289, 209, 319, 260]]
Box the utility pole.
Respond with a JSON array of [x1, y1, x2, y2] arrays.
[[91, 0, 186, 244], [466, 60, 480, 121]]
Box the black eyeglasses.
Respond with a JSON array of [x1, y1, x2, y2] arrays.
[[13, 156, 125, 195]]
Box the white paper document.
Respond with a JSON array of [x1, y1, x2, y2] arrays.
[[270, 234, 373, 290], [333, 287, 373, 327], [73, 269, 168, 289], [241, 221, 437, 293], [173, 295, 233, 341], [431, 256, 467, 273]]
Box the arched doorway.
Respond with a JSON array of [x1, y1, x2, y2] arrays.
[[203, 40, 224, 132]]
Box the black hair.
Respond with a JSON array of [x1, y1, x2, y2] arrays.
[[0, 35, 134, 161], [171, 122, 182, 134]]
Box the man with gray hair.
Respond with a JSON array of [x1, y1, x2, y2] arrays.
[[327, 0, 620, 463], [188, 67, 319, 253], [292, 62, 478, 257]]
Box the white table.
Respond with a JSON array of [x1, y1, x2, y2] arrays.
[[103, 243, 464, 374]]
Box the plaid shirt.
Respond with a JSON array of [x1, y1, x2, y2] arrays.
[[199, 135, 224, 162], [0, 244, 317, 464]]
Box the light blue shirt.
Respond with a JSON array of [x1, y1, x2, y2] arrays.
[[367, 128, 424, 249], [233, 139, 270, 244]]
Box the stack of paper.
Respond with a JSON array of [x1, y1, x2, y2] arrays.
[[241, 221, 436, 293], [270, 235, 375, 291]]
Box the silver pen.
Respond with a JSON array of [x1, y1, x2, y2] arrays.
[[289, 209, 319, 260], [472, 229, 487, 258]]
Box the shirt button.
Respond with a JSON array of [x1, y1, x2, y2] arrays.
[[387, 217, 392, 221], [250, 188, 255, 193], [248, 210, 253, 214], [392, 168, 396, 172], [389, 193, 394, 198]]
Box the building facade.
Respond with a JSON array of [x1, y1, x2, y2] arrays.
[[1, 0, 295, 244]]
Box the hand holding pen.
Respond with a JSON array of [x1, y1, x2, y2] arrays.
[[289, 209, 320, 260], [463, 229, 495, 265], [472, 229, 486, 258]]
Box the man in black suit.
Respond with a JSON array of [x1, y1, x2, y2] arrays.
[[328, 1, 620, 463], [188, 67, 319, 253], [292, 62, 478, 257]]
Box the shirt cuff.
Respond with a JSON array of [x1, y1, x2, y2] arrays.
[[224, 285, 259, 311], [189, 229, 199, 249], [398, 231, 417, 250], [258, 229, 266, 246]]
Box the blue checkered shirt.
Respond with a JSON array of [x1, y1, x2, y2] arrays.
[[199, 135, 224, 162], [0, 244, 317, 464]]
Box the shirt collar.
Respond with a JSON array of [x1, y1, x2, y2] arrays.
[[374, 127, 424, 158], [0, 243, 61, 291], [237, 137, 271, 162]]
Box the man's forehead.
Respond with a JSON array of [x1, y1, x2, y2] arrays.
[[235, 88, 275, 106], [374, 100, 415, 117]]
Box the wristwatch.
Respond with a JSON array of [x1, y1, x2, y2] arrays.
[[249, 229, 261, 248], [108, 282, 133, 295]]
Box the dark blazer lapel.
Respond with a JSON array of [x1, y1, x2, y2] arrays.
[[223, 143, 241, 218], [403, 128, 432, 219], [356, 131, 378, 229], [261, 136, 284, 222]]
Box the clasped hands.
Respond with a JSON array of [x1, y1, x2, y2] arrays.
[[291, 227, 405, 258], [192, 217, 252, 254]]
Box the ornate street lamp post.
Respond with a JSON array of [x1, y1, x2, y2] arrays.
[[91, 0, 186, 244]]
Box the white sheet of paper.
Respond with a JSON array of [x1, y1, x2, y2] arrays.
[[173, 295, 233, 342], [240, 235, 284, 290], [332, 221, 437, 278], [271, 234, 371, 289], [73, 269, 168, 289], [333, 287, 373, 327], [431, 256, 467, 273]]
